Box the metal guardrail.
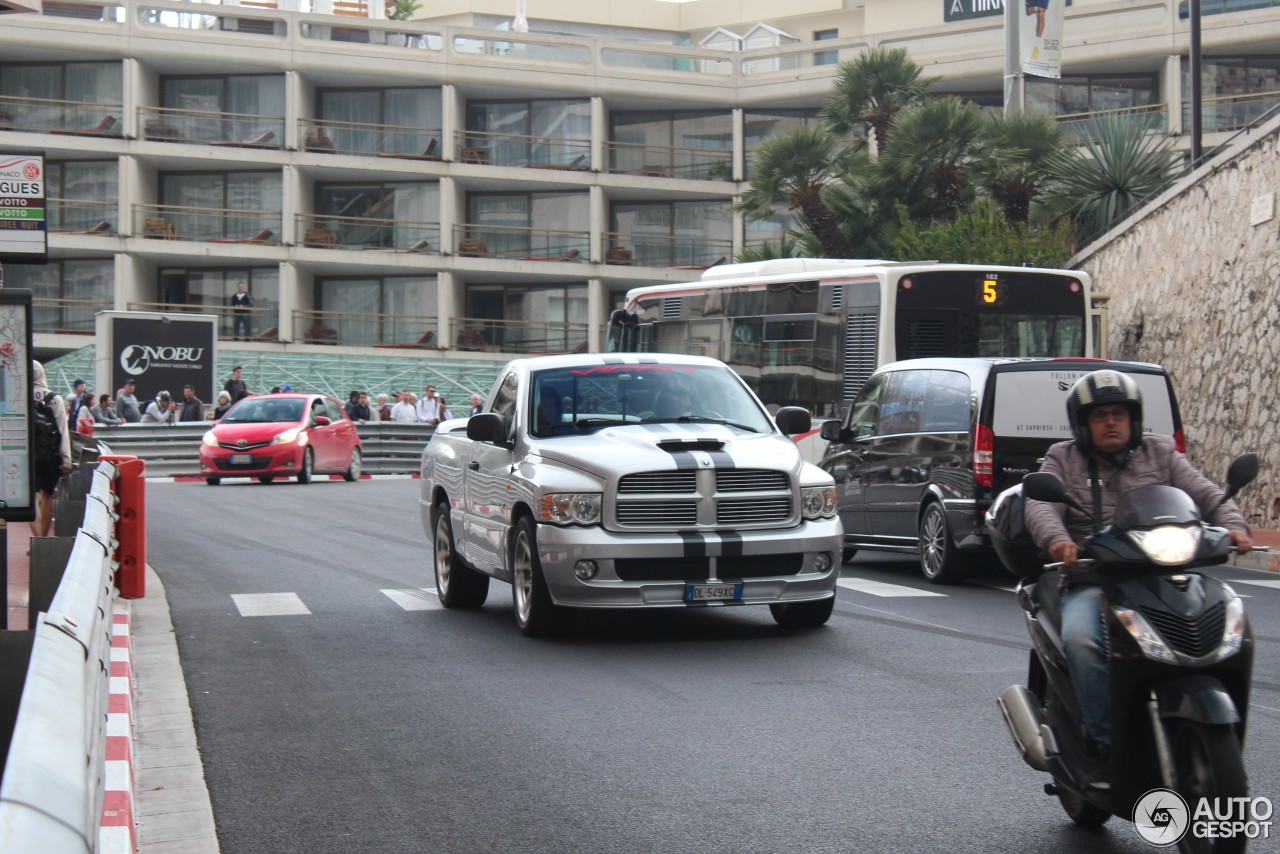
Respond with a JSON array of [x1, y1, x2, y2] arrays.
[[0, 460, 120, 853], [91, 421, 435, 477]]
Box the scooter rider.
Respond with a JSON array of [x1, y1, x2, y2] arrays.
[[1024, 369, 1253, 756]]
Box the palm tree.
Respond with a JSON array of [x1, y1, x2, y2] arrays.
[[821, 47, 941, 154], [736, 126, 860, 258], [879, 97, 996, 222], [978, 111, 1067, 224], [1038, 111, 1182, 240]]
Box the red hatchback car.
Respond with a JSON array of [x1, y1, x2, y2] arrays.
[[199, 393, 362, 485]]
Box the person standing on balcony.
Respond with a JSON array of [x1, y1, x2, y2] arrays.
[[116, 378, 143, 423], [230, 281, 253, 340]]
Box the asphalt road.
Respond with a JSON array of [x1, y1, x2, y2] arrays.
[[149, 478, 1280, 854]]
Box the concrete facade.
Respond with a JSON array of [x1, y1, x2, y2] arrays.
[[1073, 116, 1280, 529]]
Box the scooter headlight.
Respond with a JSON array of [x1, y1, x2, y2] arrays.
[[1127, 525, 1200, 565], [1217, 593, 1247, 661], [1113, 607, 1179, 664]]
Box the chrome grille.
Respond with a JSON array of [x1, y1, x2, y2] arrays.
[[1140, 601, 1227, 659], [615, 501, 698, 526], [717, 497, 792, 525], [716, 470, 789, 492], [618, 471, 697, 494], [220, 441, 270, 451]]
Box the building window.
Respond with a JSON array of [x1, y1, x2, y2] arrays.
[[609, 110, 733, 178], [47, 160, 118, 232], [465, 98, 591, 167], [317, 182, 438, 250], [465, 192, 590, 259], [317, 275, 438, 346], [0, 61, 122, 132], [1026, 74, 1158, 117], [1179, 0, 1280, 17], [159, 267, 279, 340], [463, 284, 588, 352], [316, 87, 442, 156], [744, 108, 824, 178], [1184, 55, 1280, 132], [814, 29, 839, 66], [611, 200, 732, 267], [159, 171, 282, 242], [4, 258, 114, 333], [161, 74, 285, 144]]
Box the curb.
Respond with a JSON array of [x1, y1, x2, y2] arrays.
[[101, 603, 136, 854]]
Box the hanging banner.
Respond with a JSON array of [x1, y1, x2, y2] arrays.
[[1020, 0, 1064, 78]]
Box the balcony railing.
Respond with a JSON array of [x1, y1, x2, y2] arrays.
[[299, 117, 442, 159], [296, 213, 440, 252], [604, 141, 733, 181], [451, 317, 588, 355], [454, 130, 590, 170], [1054, 102, 1168, 145], [47, 199, 118, 235], [138, 106, 285, 149], [34, 297, 113, 335], [126, 301, 281, 342], [603, 232, 732, 269], [1184, 90, 1280, 135], [0, 95, 123, 137], [292, 309, 438, 349], [452, 224, 588, 261], [133, 204, 282, 244]]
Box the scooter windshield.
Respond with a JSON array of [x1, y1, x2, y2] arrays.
[[1113, 484, 1201, 530]]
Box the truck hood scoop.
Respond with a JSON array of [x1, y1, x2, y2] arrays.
[[657, 439, 725, 453]]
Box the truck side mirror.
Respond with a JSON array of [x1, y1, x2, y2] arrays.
[[820, 420, 846, 442], [466, 412, 506, 444], [774, 406, 811, 436]]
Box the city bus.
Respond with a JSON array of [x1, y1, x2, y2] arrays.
[[606, 258, 1096, 418]]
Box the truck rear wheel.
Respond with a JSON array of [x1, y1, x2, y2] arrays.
[[433, 502, 488, 609], [511, 516, 564, 637]]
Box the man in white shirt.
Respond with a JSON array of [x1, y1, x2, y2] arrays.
[[391, 390, 418, 423], [416, 384, 440, 425]]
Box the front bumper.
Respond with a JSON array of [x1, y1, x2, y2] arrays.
[[534, 517, 843, 608], [200, 443, 304, 476]]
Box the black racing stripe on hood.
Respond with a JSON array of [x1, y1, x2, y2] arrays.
[[707, 450, 735, 470], [667, 449, 699, 470], [719, 532, 744, 558], [678, 531, 707, 562]]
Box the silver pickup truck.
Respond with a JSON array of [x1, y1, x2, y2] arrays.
[[419, 353, 843, 636]]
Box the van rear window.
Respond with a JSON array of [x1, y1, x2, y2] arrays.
[[991, 369, 1176, 439]]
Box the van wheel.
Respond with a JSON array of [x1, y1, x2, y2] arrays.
[[918, 502, 967, 584]]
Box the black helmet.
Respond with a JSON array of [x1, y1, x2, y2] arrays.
[[1066, 369, 1143, 451]]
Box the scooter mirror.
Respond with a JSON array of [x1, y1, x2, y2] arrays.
[[1022, 471, 1089, 515], [1224, 452, 1259, 500]]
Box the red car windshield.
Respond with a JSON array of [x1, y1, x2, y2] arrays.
[[223, 398, 305, 423]]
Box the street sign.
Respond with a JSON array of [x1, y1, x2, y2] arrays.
[[0, 154, 48, 264]]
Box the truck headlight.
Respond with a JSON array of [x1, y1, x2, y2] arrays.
[[801, 486, 837, 520], [538, 493, 602, 526], [1128, 525, 1200, 565], [1113, 607, 1179, 664]]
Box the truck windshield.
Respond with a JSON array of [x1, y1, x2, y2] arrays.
[[530, 364, 774, 437]]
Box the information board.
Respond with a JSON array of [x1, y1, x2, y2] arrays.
[[0, 154, 48, 264]]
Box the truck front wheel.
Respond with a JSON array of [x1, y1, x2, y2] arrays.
[[511, 516, 564, 637], [433, 502, 488, 609]]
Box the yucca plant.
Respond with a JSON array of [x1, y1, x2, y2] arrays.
[[1038, 111, 1182, 240]]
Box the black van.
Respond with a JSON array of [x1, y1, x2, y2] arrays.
[[817, 358, 1183, 583]]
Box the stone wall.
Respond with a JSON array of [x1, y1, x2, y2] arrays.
[[1073, 115, 1280, 530]]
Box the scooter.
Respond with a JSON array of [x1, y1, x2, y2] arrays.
[[992, 454, 1262, 854]]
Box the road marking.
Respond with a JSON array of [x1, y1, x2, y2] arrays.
[[837, 578, 948, 598], [1231, 579, 1280, 590], [231, 592, 311, 617], [381, 587, 443, 611]]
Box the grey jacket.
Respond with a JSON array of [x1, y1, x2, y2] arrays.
[[1026, 434, 1247, 551]]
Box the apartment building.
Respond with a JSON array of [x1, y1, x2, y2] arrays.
[[1, 0, 1276, 362]]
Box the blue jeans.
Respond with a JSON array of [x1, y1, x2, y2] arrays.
[[1062, 585, 1110, 747]]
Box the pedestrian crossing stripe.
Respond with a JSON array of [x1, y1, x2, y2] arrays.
[[231, 592, 311, 617], [836, 578, 948, 598], [381, 588, 443, 611], [1231, 579, 1280, 590]]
